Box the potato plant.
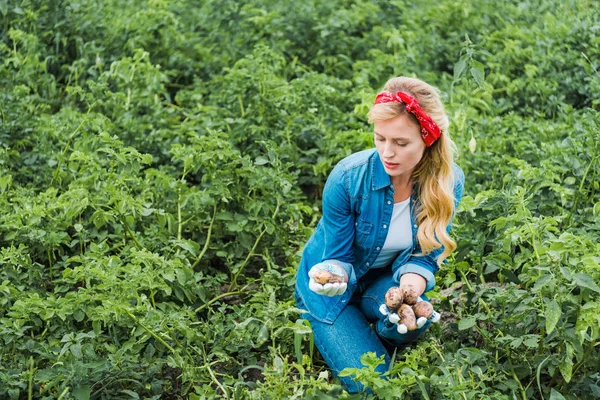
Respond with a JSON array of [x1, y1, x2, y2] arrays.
[[1, 0, 599, 399]]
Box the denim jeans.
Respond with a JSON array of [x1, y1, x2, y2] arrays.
[[295, 267, 431, 394]]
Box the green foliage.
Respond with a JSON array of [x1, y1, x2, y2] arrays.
[[1, 0, 599, 398]]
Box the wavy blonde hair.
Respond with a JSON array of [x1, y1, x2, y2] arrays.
[[367, 76, 458, 265]]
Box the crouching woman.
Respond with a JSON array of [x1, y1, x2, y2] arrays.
[[294, 76, 465, 394]]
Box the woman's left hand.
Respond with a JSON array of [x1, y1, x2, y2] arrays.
[[379, 295, 441, 334]]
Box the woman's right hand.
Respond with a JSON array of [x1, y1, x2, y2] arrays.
[[308, 262, 348, 296]]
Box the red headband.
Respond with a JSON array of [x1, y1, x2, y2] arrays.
[[374, 91, 441, 147]]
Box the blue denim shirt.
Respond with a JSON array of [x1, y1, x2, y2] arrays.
[[294, 148, 465, 324]]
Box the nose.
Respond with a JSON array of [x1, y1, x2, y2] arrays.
[[382, 141, 395, 158]]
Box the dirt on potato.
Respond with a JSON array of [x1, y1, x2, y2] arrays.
[[314, 270, 344, 284], [399, 304, 417, 331], [401, 284, 419, 305], [385, 287, 404, 310], [413, 301, 433, 319]]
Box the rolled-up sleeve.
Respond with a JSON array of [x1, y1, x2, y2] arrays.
[[317, 165, 357, 281]]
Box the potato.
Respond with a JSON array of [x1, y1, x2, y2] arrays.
[[384, 287, 404, 310], [398, 304, 417, 331], [313, 270, 344, 284], [413, 301, 433, 319], [401, 284, 419, 305]]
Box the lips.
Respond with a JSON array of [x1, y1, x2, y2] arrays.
[[384, 161, 399, 169]]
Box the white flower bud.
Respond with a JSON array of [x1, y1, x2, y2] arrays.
[[469, 136, 477, 154]]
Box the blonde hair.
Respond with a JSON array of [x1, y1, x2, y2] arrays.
[[367, 76, 457, 265]]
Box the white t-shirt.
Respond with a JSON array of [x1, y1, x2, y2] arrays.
[[371, 197, 413, 268]]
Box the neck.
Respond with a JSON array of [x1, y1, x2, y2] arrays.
[[390, 173, 413, 189]]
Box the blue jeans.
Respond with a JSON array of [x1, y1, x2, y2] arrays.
[[295, 268, 431, 394]]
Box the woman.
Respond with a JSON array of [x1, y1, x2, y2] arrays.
[[294, 76, 465, 393]]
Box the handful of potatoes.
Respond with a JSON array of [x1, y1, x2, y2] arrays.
[[380, 284, 439, 334]]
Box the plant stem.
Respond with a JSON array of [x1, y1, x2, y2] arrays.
[[525, 220, 541, 263], [123, 309, 175, 354], [177, 188, 182, 241], [507, 354, 527, 400], [121, 217, 144, 249], [192, 203, 218, 269], [459, 270, 492, 315], [28, 356, 34, 400], [571, 341, 595, 377], [566, 153, 598, 228], [231, 228, 266, 287], [57, 388, 70, 400], [199, 344, 229, 398], [231, 200, 280, 287], [47, 248, 53, 279], [194, 284, 251, 313]]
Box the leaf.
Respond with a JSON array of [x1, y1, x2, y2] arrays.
[[523, 336, 539, 348], [560, 267, 572, 281], [573, 273, 600, 293], [273, 355, 284, 373], [545, 299, 561, 335], [549, 389, 566, 400], [559, 357, 573, 383], [536, 355, 552, 398], [470, 66, 485, 87], [590, 384, 600, 397], [73, 386, 92, 400], [454, 58, 467, 80], [92, 320, 102, 336], [121, 390, 140, 399], [254, 156, 269, 165], [73, 309, 85, 322], [294, 331, 303, 364], [70, 343, 83, 359], [257, 324, 269, 344], [175, 240, 200, 256], [458, 316, 477, 330]]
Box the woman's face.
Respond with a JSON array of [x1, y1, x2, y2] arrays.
[[374, 114, 426, 182]]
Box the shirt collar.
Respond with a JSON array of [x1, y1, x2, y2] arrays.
[[371, 151, 392, 191], [370, 150, 420, 194]]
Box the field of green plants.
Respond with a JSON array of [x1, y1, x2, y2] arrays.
[[1, 0, 599, 398]]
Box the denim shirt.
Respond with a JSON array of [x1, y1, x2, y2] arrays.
[[294, 148, 465, 324]]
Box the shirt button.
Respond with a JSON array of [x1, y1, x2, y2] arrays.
[[366, 262, 370, 266], [413, 224, 418, 228], [355, 222, 358, 226], [383, 224, 387, 229], [387, 201, 392, 205], [376, 247, 380, 250], [341, 299, 347, 303]]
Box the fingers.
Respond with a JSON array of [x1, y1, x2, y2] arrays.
[[379, 304, 390, 316], [324, 282, 346, 296], [308, 279, 322, 293], [383, 301, 441, 332], [308, 279, 347, 296]]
